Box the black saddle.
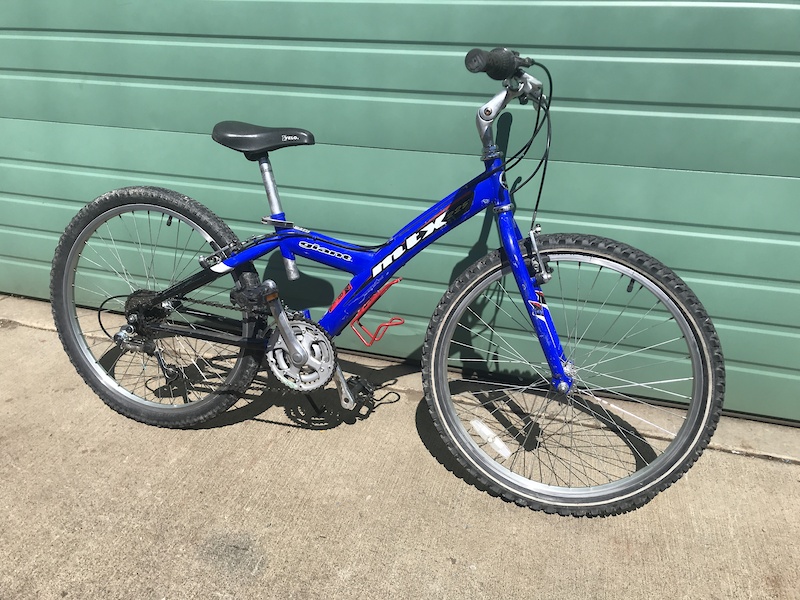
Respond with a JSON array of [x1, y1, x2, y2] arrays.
[[212, 121, 314, 160]]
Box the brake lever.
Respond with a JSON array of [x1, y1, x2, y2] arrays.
[[502, 71, 543, 103], [520, 72, 543, 101]]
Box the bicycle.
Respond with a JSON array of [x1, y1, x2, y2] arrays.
[[51, 48, 725, 516]]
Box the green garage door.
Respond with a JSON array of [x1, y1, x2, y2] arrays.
[[1, 1, 798, 421]]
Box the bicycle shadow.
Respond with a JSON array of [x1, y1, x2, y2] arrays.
[[194, 353, 488, 493], [195, 355, 416, 430], [192, 350, 484, 488]]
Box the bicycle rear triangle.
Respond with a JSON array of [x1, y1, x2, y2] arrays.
[[50, 47, 724, 516]]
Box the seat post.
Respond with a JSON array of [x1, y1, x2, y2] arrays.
[[258, 155, 285, 217], [257, 154, 300, 280]]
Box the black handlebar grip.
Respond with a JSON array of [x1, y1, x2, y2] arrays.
[[465, 48, 491, 74], [465, 47, 523, 81]]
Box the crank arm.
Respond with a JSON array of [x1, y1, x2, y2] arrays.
[[333, 365, 356, 410]]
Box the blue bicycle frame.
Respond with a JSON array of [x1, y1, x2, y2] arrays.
[[150, 67, 576, 392], [197, 156, 572, 391]]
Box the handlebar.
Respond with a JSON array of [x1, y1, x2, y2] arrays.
[[464, 48, 552, 216], [466, 48, 547, 161], [465, 48, 534, 80]]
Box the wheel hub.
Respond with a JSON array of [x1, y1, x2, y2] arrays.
[[124, 290, 173, 331]]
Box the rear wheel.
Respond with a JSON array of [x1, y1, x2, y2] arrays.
[[422, 234, 725, 516], [51, 186, 264, 428]]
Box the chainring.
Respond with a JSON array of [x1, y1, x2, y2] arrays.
[[266, 316, 336, 392]]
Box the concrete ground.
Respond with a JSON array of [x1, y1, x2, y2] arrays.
[[1, 294, 798, 600]]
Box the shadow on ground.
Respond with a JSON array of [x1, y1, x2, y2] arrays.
[[197, 356, 415, 431], [196, 356, 481, 491]]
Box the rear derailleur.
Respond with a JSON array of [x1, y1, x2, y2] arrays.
[[112, 290, 181, 382]]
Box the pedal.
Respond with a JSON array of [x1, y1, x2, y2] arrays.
[[333, 367, 375, 410], [230, 280, 277, 310], [347, 375, 375, 399]]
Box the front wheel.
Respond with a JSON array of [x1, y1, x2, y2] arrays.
[[422, 234, 725, 516]]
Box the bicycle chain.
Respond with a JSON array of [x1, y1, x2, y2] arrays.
[[175, 294, 315, 333], [175, 295, 271, 316]]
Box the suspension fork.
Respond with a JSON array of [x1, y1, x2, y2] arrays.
[[494, 208, 573, 393]]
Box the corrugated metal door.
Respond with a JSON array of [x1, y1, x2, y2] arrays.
[[1, 1, 798, 420]]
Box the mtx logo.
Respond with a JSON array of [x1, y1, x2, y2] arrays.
[[371, 213, 447, 278]]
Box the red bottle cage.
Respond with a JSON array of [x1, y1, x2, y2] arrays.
[[349, 278, 405, 347]]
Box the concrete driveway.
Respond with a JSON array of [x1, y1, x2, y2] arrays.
[[1, 295, 798, 599]]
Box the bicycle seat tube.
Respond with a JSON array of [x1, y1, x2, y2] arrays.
[[258, 154, 300, 281]]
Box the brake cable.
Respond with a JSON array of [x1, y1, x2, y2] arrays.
[[498, 62, 553, 229]]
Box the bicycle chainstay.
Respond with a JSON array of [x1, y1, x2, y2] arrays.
[[168, 291, 315, 341]]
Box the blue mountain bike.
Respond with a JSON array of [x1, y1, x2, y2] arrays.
[[51, 48, 725, 516]]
